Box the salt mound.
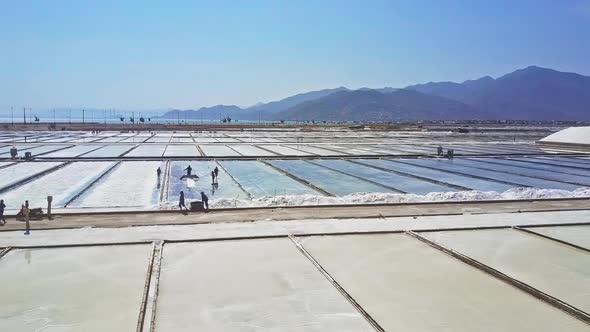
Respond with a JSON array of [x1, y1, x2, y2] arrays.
[[205, 187, 590, 209], [540, 126, 590, 145]]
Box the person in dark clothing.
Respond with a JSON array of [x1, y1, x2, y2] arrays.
[[179, 191, 187, 210], [446, 149, 454, 159], [437, 146, 443, 156], [24, 200, 30, 235], [184, 165, 192, 176], [10, 147, 17, 159], [211, 171, 216, 184], [156, 167, 162, 188], [0, 199, 6, 225], [214, 166, 219, 178], [200, 191, 209, 210]]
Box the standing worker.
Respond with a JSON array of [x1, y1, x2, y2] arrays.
[[214, 166, 219, 179], [185, 165, 192, 177], [10, 146, 17, 159], [437, 146, 443, 156], [23, 200, 30, 235], [0, 199, 6, 225], [200, 191, 209, 210], [211, 171, 216, 185], [446, 149, 454, 159], [179, 191, 187, 210], [156, 167, 162, 188]]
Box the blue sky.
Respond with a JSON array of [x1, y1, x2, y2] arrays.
[[1, 0, 589, 110]]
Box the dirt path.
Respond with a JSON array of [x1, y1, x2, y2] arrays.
[[1, 197, 589, 231]]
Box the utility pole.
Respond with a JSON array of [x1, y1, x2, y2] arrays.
[[82, 109, 85, 123], [10, 106, 13, 126], [23, 107, 26, 124]]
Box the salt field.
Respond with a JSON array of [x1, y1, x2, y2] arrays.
[[167, 160, 247, 204], [0, 161, 115, 209], [0, 245, 151, 332], [421, 228, 590, 313], [301, 233, 588, 331], [0, 161, 63, 191], [155, 239, 373, 331], [220, 160, 320, 197], [1, 3, 590, 329], [68, 161, 162, 208], [0, 129, 589, 212], [1, 211, 588, 331]]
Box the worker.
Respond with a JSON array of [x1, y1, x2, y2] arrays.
[[179, 191, 187, 210], [23, 200, 30, 235], [10, 146, 17, 159], [156, 167, 162, 188], [214, 166, 219, 178], [446, 149, 454, 159], [200, 191, 209, 210], [184, 165, 192, 177], [437, 146, 443, 156], [0, 199, 5, 225], [211, 171, 216, 185]]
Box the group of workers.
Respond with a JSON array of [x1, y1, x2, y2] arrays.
[[437, 146, 454, 159], [182, 165, 219, 184], [178, 190, 208, 211], [157, 164, 219, 211]]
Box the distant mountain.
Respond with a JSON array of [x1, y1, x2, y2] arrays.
[[247, 87, 349, 113], [406, 66, 590, 120], [159, 105, 269, 121], [358, 87, 399, 93], [275, 89, 484, 122]]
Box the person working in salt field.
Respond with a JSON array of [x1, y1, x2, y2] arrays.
[[23, 200, 30, 235], [446, 149, 454, 159], [211, 170, 217, 185], [437, 146, 443, 156], [156, 167, 162, 188], [180, 165, 199, 180], [214, 166, 219, 178], [200, 191, 209, 210], [0, 199, 6, 225], [10, 146, 18, 159], [179, 191, 187, 210]]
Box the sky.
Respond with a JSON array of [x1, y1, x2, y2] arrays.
[[1, 0, 589, 111]]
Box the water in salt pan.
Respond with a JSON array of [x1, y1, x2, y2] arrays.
[[0, 245, 151, 332]]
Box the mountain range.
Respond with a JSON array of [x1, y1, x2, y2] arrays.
[[160, 66, 590, 122]]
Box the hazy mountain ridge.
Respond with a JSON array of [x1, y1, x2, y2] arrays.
[[150, 66, 590, 122], [406, 66, 590, 120], [274, 89, 483, 122], [246, 87, 350, 113]]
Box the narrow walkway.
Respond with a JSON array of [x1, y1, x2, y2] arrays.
[[1, 197, 589, 231]]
